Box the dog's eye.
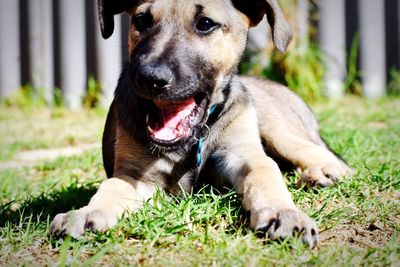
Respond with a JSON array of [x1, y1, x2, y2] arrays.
[[132, 13, 153, 32], [195, 17, 219, 34]]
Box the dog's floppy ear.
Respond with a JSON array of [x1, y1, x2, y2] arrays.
[[233, 0, 293, 52], [98, 0, 135, 39]]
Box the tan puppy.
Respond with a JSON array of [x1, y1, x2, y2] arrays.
[[50, 0, 353, 248]]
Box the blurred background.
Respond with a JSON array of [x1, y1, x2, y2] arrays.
[[0, 0, 399, 108]]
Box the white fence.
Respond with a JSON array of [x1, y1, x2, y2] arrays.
[[0, 0, 399, 108]]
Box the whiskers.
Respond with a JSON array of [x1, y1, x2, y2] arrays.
[[148, 142, 168, 157], [149, 142, 157, 154]]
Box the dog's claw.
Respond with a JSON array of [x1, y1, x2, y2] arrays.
[[50, 209, 111, 239], [50, 212, 86, 238], [252, 208, 319, 248], [297, 162, 354, 188]]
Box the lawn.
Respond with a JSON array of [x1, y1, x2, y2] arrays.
[[0, 96, 399, 266]]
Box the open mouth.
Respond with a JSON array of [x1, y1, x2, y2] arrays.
[[146, 94, 208, 146]]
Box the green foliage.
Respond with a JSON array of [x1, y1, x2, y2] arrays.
[[388, 68, 400, 96], [343, 33, 362, 95], [53, 88, 64, 108], [241, 42, 326, 102], [1, 85, 47, 109], [1, 76, 104, 109], [83, 76, 103, 109]]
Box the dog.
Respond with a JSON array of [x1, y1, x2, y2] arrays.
[[50, 0, 353, 248]]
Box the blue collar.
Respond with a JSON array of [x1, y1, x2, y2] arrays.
[[193, 104, 217, 179]]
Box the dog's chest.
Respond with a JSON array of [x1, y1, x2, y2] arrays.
[[145, 147, 201, 194]]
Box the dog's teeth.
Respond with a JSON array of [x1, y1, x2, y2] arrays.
[[147, 126, 155, 135]]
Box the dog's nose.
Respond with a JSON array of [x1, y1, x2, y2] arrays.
[[135, 64, 173, 94]]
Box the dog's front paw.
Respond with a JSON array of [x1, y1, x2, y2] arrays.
[[50, 209, 114, 238], [297, 162, 354, 188], [251, 207, 319, 248]]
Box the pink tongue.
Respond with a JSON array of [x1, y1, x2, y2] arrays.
[[152, 98, 196, 141]]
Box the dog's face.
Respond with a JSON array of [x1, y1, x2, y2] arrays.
[[98, 0, 292, 149], [127, 1, 250, 148]]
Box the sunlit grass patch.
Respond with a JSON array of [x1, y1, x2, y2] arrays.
[[0, 96, 399, 265]]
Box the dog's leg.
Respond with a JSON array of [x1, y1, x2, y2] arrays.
[[244, 78, 354, 187], [214, 107, 319, 247], [254, 97, 354, 187], [262, 130, 354, 187], [50, 177, 156, 238]]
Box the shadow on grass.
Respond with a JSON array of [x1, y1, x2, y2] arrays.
[[0, 181, 98, 226]]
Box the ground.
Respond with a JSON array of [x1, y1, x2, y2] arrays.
[[0, 96, 399, 266]]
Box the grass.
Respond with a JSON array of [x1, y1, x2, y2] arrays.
[[0, 107, 105, 161], [0, 96, 399, 266]]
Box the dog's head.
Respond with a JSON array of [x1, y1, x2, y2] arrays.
[[98, 0, 292, 149]]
